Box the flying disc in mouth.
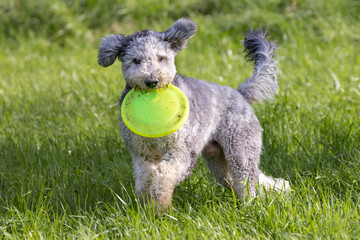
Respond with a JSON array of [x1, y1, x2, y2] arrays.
[[121, 84, 189, 138]]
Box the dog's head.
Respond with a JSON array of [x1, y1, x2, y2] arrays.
[[98, 18, 197, 90]]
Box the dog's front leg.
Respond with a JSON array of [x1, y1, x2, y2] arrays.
[[131, 154, 155, 206], [132, 152, 194, 212]]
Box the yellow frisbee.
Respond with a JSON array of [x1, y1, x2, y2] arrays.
[[121, 84, 189, 138]]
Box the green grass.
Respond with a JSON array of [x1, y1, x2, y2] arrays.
[[1, 0, 360, 239]]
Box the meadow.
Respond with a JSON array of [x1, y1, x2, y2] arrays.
[[0, 0, 359, 239]]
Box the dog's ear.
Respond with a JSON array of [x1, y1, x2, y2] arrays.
[[162, 18, 197, 52], [98, 34, 126, 67]]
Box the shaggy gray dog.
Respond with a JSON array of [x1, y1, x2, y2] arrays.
[[98, 18, 290, 210]]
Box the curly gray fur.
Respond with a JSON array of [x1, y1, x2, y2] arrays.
[[98, 34, 126, 67], [98, 19, 290, 212], [162, 18, 198, 52], [238, 30, 279, 104]]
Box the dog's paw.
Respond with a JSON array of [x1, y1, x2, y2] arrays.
[[258, 173, 291, 193]]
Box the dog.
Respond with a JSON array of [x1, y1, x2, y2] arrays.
[[98, 18, 290, 211]]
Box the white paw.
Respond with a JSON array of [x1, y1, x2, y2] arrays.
[[258, 173, 291, 192]]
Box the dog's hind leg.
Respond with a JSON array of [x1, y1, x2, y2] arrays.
[[203, 141, 233, 189], [216, 112, 263, 200], [203, 140, 291, 196]]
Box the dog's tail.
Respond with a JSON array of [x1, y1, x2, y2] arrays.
[[237, 30, 278, 104]]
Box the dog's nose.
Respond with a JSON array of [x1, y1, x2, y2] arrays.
[[145, 80, 158, 89]]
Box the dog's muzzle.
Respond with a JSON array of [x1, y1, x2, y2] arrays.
[[145, 80, 158, 89]]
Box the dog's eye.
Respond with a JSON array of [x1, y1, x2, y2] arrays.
[[133, 59, 141, 64], [158, 56, 163, 62]]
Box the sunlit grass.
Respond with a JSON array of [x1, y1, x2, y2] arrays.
[[0, 0, 359, 239]]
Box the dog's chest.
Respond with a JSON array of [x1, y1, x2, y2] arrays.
[[120, 120, 184, 161]]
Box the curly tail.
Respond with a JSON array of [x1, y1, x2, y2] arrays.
[[237, 30, 278, 104]]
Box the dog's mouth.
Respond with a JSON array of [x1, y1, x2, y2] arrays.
[[134, 83, 170, 92], [129, 73, 174, 92]]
